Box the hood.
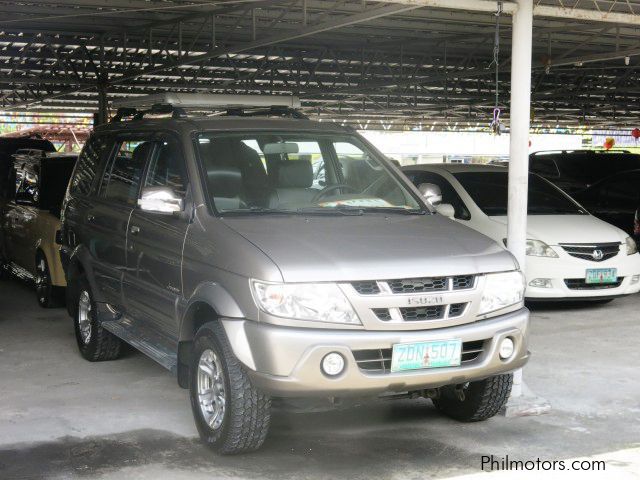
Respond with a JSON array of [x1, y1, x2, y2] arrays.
[[221, 213, 516, 282], [488, 215, 628, 245]]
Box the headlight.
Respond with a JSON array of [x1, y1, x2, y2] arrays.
[[625, 236, 638, 255], [251, 281, 361, 325], [478, 271, 525, 315], [526, 239, 558, 258]]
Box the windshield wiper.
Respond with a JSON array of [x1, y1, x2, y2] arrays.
[[297, 206, 364, 216], [220, 206, 293, 215], [357, 207, 427, 215]]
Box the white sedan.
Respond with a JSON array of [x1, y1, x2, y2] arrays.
[[402, 164, 640, 301]]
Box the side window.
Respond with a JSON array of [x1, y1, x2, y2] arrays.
[[143, 138, 187, 197], [410, 171, 471, 221], [530, 158, 559, 178], [100, 139, 152, 206], [601, 177, 639, 208], [334, 141, 380, 191], [70, 135, 110, 196], [15, 165, 39, 205]]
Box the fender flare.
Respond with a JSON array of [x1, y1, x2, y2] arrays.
[[178, 281, 245, 342]]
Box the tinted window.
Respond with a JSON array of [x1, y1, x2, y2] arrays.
[[454, 171, 587, 216], [71, 135, 110, 195], [40, 158, 77, 212], [553, 153, 640, 185], [15, 165, 39, 205], [100, 140, 152, 205], [530, 157, 559, 177], [143, 138, 187, 197], [405, 170, 471, 220], [599, 173, 640, 208]]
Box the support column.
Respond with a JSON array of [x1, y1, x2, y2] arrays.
[[504, 0, 549, 417], [507, 0, 533, 400], [96, 83, 109, 126]]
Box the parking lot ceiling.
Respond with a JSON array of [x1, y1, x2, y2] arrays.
[[1, 0, 639, 130]]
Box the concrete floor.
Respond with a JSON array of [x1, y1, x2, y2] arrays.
[[1, 276, 639, 479]]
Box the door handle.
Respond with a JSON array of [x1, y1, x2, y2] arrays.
[[130, 225, 140, 235]]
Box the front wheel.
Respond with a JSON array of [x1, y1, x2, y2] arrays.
[[432, 373, 513, 422], [189, 323, 271, 454]]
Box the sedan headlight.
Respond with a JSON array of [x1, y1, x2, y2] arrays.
[[625, 236, 638, 255], [526, 239, 558, 258], [252, 281, 361, 325], [478, 271, 525, 315]]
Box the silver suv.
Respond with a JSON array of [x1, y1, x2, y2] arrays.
[[60, 95, 529, 454]]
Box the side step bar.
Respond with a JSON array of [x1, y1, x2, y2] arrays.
[[102, 318, 178, 374]]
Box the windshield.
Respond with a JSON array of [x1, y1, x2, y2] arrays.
[[454, 171, 587, 216], [195, 131, 424, 214]]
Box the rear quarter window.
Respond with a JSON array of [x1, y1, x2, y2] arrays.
[[70, 135, 110, 196]]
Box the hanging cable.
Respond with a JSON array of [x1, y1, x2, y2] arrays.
[[489, 1, 504, 135]]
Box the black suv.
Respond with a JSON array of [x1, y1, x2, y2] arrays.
[[529, 149, 640, 194]]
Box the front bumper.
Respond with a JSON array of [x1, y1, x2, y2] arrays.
[[221, 308, 529, 397], [524, 251, 640, 299]]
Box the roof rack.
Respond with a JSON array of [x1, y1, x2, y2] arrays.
[[531, 148, 632, 155], [109, 93, 307, 123]]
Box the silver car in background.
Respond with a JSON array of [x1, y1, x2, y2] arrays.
[[60, 96, 529, 454]]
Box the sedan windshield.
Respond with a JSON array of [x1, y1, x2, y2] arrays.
[[454, 171, 587, 216], [195, 132, 423, 214]]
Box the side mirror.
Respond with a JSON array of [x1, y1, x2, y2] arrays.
[[418, 183, 442, 206], [435, 203, 455, 218], [138, 186, 184, 214]]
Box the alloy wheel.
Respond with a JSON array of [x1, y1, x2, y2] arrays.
[[197, 349, 227, 431]]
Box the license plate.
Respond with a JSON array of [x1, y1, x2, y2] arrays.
[[586, 268, 617, 284], [390, 339, 462, 372]]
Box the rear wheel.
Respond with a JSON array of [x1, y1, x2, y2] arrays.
[[35, 253, 63, 308], [432, 373, 512, 422], [73, 278, 122, 361], [189, 323, 271, 454]]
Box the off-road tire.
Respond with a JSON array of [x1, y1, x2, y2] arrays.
[[35, 252, 64, 308], [189, 323, 271, 454], [433, 373, 513, 422], [74, 277, 122, 361]]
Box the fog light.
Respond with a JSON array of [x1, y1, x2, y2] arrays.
[[631, 275, 640, 285], [321, 352, 345, 376], [529, 278, 553, 288], [499, 337, 515, 360]]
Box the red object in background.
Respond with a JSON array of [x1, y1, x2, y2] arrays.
[[604, 137, 615, 150], [528, 139, 532, 147], [632, 128, 640, 140]]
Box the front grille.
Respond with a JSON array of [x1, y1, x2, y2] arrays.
[[353, 339, 486, 374], [350, 274, 476, 295], [560, 243, 620, 262], [373, 302, 469, 322], [388, 277, 447, 294], [351, 281, 380, 295], [452, 275, 475, 289], [400, 306, 445, 321], [564, 278, 624, 290]]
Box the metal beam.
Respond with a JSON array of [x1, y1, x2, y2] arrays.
[[379, 0, 640, 26], [114, 3, 424, 83]]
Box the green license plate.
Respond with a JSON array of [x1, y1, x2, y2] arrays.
[[390, 339, 462, 372], [586, 268, 618, 284]]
